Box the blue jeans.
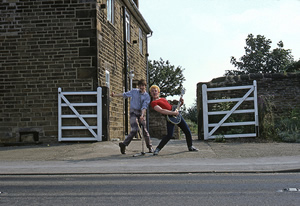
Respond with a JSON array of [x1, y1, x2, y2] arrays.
[[156, 116, 193, 150]]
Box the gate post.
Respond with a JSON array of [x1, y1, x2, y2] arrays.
[[102, 86, 110, 141], [97, 87, 103, 141], [197, 84, 204, 140], [202, 84, 209, 140], [253, 80, 259, 136], [58, 87, 62, 141]]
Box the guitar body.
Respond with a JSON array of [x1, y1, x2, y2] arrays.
[[166, 89, 185, 125], [167, 106, 182, 124]]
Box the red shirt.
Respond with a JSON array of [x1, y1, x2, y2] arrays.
[[150, 98, 172, 111]]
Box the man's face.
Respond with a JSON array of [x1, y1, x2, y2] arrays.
[[139, 84, 146, 93], [150, 88, 159, 99]]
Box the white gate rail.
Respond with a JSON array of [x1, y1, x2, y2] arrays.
[[58, 87, 102, 141], [202, 80, 258, 140]]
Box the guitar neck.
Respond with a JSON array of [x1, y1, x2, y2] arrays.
[[176, 94, 183, 110]]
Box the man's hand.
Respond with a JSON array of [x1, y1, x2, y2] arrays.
[[140, 114, 145, 121], [140, 109, 146, 121], [173, 109, 179, 116], [179, 97, 184, 107]]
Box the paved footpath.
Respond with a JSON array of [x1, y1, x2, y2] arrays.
[[0, 138, 300, 174]]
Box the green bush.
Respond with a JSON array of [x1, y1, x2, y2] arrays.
[[258, 95, 280, 141], [179, 119, 198, 139], [276, 108, 300, 143], [257, 95, 300, 142]]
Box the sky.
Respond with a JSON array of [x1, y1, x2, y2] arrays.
[[139, 0, 300, 108]]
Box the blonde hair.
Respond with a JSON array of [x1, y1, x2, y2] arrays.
[[149, 85, 160, 93]]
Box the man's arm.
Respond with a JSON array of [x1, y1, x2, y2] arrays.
[[139, 94, 150, 121], [141, 94, 150, 109], [140, 108, 147, 121], [153, 105, 179, 116], [111, 92, 124, 97]]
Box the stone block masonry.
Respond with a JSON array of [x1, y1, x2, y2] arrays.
[[149, 101, 180, 140], [1, 0, 153, 143], [0, 0, 99, 142]]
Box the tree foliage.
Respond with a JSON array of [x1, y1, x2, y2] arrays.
[[148, 58, 185, 97], [226, 34, 295, 75], [182, 100, 197, 124], [285, 60, 300, 73]]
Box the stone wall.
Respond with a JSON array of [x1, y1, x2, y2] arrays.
[[197, 73, 300, 140], [149, 100, 180, 139]]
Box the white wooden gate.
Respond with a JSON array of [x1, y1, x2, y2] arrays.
[[202, 80, 258, 140], [58, 87, 102, 142]]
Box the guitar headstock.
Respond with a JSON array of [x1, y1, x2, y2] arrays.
[[181, 89, 185, 96]]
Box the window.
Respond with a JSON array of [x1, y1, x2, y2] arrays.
[[125, 11, 130, 42], [139, 28, 143, 55], [107, 0, 114, 24]]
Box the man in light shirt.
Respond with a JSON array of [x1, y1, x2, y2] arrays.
[[111, 79, 153, 154]]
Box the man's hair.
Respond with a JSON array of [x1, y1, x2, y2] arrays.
[[138, 79, 147, 86], [149, 85, 160, 93]]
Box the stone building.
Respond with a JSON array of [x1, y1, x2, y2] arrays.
[[0, 0, 152, 142]]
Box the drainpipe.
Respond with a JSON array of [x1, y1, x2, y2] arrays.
[[146, 31, 153, 131], [123, 6, 129, 135]]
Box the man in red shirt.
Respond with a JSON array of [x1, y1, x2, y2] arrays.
[[149, 85, 198, 155]]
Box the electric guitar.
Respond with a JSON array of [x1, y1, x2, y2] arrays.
[[166, 89, 185, 124]]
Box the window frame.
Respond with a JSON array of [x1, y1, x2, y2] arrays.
[[107, 0, 114, 24], [139, 28, 143, 55], [125, 11, 130, 42]]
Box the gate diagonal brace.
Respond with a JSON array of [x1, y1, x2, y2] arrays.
[[209, 87, 254, 136], [60, 93, 98, 138]]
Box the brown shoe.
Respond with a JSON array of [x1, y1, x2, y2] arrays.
[[119, 142, 126, 154]]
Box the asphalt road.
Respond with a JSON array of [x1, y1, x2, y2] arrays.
[[1, 173, 300, 206]]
